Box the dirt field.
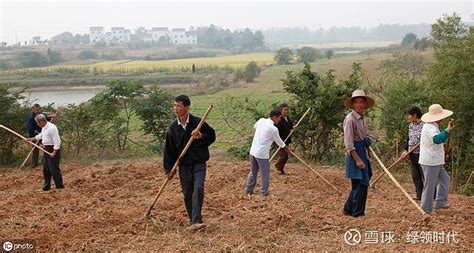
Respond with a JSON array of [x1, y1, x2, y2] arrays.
[[0, 159, 472, 251]]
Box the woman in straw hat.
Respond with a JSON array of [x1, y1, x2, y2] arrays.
[[419, 104, 454, 214], [342, 90, 375, 217]]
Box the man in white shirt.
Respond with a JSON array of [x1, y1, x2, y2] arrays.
[[245, 109, 290, 197], [27, 114, 64, 191]]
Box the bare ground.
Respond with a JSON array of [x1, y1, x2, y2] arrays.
[[0, 159, 472, 251]]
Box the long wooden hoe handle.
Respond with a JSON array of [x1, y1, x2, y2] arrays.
[[370, 143, 420, 188], [270, 107, 311, 161], [288, 149, 343, 195], [0, 124, 53, 156], [369, 147, 426, 216], [19, 146, 36, 169], [145, 104, 213, 218]]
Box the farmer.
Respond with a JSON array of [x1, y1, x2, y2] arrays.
[[274, 103, 293, 175], [245, 109, 290, 197], [163, 95, 216, 230], [401, 106, 425, 200], [419, 104, 454, 214], [342, 90, 374, 217], [26, 104, 56, 168], [27, 114, 64, 191]]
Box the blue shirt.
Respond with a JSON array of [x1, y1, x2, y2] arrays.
[[27, 113, 41, 137], [26, 113, 49, 137]]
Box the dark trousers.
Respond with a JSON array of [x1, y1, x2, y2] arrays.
[[31, 140, 42, 168], [408, 153, 424, 200], [274, 148, 289, 173], [344, 179, 368, 217], [43, 146, 64, 190], [179, 163, 206, 224]]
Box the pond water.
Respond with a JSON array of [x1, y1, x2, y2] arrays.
[[21, 88, 103, 107]]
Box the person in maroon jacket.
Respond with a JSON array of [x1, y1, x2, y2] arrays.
[[274, 103, 293, 174]]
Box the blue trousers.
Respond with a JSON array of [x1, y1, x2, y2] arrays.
[[344, 179, 368, 217], [179, 163, 206, 224]]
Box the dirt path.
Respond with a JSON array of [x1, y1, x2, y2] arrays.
[[0, 159, 472, 251]]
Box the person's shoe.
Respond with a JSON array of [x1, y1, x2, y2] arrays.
[[341, 208, 350, 216], [434, 204, 450, 209], [56, 185, 65, 190], [276, 167, 285, 174], [42, 187, 50, 192], [187, 223, 206, 231], [246, 193, 253, 200], [412, 196, 421, 201]]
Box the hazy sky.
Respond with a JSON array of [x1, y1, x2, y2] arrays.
[[0, 0, 472, 44]]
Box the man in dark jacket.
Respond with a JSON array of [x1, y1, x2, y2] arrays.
[[274, 103, 293, 174], [163, 95, 216, 230], [26, 104, 56, 168]]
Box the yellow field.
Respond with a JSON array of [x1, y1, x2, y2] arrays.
[[17, 53, 275, 73]]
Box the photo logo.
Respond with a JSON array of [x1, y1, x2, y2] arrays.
[[344, 229, 362, 246], [3, 241, 13, 252]]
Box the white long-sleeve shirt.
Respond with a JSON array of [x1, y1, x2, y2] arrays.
[[249, 118, 286, 159], [35, 122, 61, 150], [419, 122, 445, 166]]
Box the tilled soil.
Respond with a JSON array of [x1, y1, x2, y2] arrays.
[[0, 159, 472, 251]]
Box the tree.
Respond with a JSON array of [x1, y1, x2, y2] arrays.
[[401, 32, 417, 47], [282, 63, 362, 161], [427, 13, 473, 190], [218, 96, 269, 160], [324, 49, 334, 59], [414, 37, 430, 50], [378, 52, 426, 81], [47, 50, 63, 64], [274, 47, 293, 65], [51, 32, 74, 44], [16, 51, 49, 67], [0, 85, 30, 165], [296, 46, 320, 63], [239, 29, 264, 51], [73, 34, 90, 45], [380, 77, 432, 141], [134, 86, 174, 152], [78, 50, 99, 60], [57, 103, 108, 157], [243, 61, 261, 82], [90, 80, 145, 152]]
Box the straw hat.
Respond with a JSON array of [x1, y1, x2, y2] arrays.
[[421, 104, 453, 123], [344, 90, 375, 109]]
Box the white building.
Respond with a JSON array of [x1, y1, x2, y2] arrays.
[[110, 27, 131, 43], [170, 28, 197, 45], [89, 26, 196, 45], [89, 26, 105, 44], [151, 27, 169, 43]]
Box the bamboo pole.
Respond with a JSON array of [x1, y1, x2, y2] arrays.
[[0, 124, 52, 156], [288, 149, 343, 195], [270, 107, 311, 161], [369, 147, 427, 216], [19, 146, 35, 169], [370, 143, 420, 188], [145, 105, 213, 218]]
